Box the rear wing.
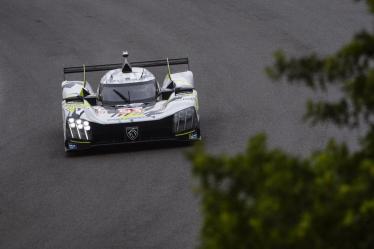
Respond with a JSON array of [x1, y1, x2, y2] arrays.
[[63, 58, 189, 78]]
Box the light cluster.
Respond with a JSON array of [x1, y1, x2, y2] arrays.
[[67, 118, 91, 140], [174, 107, 197, 134]]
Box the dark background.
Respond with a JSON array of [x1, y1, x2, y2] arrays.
[[0, 0, 370, 248]]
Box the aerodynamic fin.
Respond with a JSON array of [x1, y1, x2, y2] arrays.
[[63, 57, 189, 75], [122, 51, 132, 73]]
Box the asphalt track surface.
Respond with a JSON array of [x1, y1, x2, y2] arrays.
[[0, 1, 371, 248]]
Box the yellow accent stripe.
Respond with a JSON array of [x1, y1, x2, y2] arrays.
[[175, 130, 195, 137], [80, 64, 86, 97], [83, 64, 86, 87], [71, 140, 91, 144], [167, 58, 172, 78]]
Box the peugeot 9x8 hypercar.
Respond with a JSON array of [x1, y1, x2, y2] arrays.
[[61, 51, 200, 151]]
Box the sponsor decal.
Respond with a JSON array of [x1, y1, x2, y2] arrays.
[[144, 110, 162, 117], [167, 96, 183, 104], [110, 107, 145, 120], [93, 106, 108, 115], [189, 132, 199, 140], [118, 107, 143, 115], [120, 112, 144, 120], [126, 127, 139, 141], [64, 101, 90, 113], [68, 143, 78, 150], [182, 96, 195, 101]]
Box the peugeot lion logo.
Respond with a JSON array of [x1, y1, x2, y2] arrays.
[[126, 127, 139, 141]]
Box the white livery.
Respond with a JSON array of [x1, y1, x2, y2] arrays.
[[61, 52, 200, 151]]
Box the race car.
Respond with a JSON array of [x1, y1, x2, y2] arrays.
[[61, 51, 201, 151]]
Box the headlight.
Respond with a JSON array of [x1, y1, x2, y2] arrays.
[[174, 107, 197, 134], [66, 118, 92, 140]]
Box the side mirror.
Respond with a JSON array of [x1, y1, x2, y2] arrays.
[[158, 88, 174, 100], [63, 87, 93, 102], [64, 95, 84, 102], [80, 87, 91, 97], [84, 94, 97, 106], [175, 87, 194, 94]]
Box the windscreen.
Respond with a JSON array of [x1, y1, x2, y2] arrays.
[[100, 80, 157, 105]]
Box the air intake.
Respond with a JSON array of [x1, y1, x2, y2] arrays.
[[122, 51, 132, 73]]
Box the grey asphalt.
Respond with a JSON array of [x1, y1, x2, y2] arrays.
[[0, 0, 370, 248]]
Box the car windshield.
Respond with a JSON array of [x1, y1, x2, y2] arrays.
[[100, 80, 157, 105]]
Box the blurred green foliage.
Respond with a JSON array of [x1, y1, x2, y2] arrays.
[[189, 136, 374, 249], [188, 1, 374, 249]]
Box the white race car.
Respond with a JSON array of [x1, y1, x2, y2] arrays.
[[62, 52, 201, 151]]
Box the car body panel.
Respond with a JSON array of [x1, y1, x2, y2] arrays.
[[61, 65, 200, 151]]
